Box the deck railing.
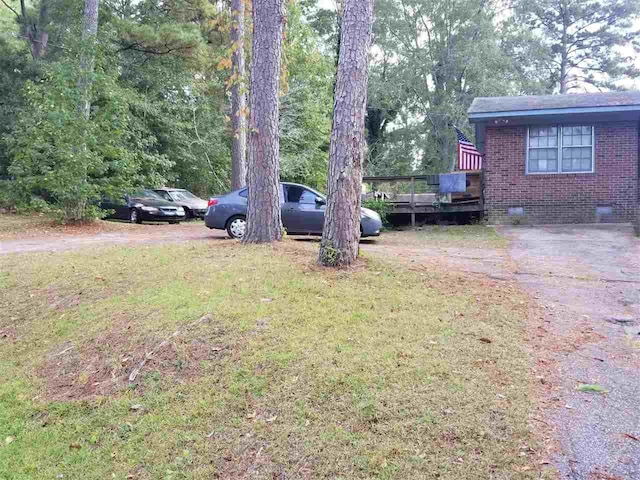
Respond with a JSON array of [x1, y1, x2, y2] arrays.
[[362, 172, 484, 227]]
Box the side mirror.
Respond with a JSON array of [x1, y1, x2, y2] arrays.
[[315, 196, 326, 205]]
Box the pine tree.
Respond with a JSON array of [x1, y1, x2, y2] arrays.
[[242, 0, 285, 244], [516, 0, 640, 92], [230, 0, 247, 189], [318, 0, 374, 266]]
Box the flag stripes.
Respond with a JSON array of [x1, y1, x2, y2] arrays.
[[455, 127, 483, 171]]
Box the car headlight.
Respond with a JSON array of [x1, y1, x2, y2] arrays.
[[176, 207, 185, 214], [141, 206, 159, 213]]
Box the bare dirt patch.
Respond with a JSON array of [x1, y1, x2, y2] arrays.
[[0, 212, 229, 256], [0, 327, 17, 343], [39, 318, 233, 401]]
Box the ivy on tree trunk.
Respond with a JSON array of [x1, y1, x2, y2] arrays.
[[318, 0, 373, 267]]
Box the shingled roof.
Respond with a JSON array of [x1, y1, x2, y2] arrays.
[[468, 91, 640, 118]]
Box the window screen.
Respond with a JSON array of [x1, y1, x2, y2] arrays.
[[562, 126, 593, 172], [527, 125, 593, 174], [528, 127, 558, 173]]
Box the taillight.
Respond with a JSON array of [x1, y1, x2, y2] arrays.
[[207, 198, 218, 207]]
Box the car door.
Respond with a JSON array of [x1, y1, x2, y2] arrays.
[[281, 185, 302, 233], [298, 188, 325, 233], [100, 196, 126, 219], [282, 185, 325, 234], [114, 195, 131, 219]]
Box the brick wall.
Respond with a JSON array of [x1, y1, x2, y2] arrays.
[[484, 122, 639, 224]]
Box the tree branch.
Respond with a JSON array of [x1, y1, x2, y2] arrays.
[[0, 0, 20, 18]]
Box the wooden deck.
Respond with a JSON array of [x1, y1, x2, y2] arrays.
[[362, 172, 484, 227]]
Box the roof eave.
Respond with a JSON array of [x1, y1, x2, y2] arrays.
[[468, 104, 640, 122]]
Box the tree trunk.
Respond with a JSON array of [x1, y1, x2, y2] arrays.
[[318, 0, 374, 267], [78, 0, 100, 119], [230, 0, 247, 190], [242, 0, 285, 244], [19, 0, 49, 59], [559, 0, 568, 93]]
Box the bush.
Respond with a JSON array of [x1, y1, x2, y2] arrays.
[[5, 62, 171, 223], [0, 179, 15, 210], [362, 198, 393, 227]]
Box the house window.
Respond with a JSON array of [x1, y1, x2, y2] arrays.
[[527, 125, 593, 174]]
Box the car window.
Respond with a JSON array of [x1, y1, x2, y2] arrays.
[[238, 188, 282, 203], [156, 191, 172, 201], [286, 185, 316, 204], [170, 190, 198, 201], [132, 189, 164, 200]]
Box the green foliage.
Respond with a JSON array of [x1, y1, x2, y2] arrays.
[[1, 0, 638, 219], [279, 0, 333, 190], [318, 239, 341, 266], [362, 198, 393, 226], [514, 0, 640, 92], [7, 57, 171, 221], [368, 0, 533, 174]]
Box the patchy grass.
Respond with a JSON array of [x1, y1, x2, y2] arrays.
[[385, 225, 508, 249], [0, 240, 545, 479], [577, 384, 609, 394], [0, 213, 202, 240], [0, 213, 56, 238]]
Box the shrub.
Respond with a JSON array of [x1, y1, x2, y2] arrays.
[[362, 198, 393, 227]]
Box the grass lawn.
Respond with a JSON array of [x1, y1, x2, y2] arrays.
[[0, 239, 546, 479], [386, 225, 508, 249]]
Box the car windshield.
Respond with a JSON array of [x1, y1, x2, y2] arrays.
[[131, 189, 164, 200], [169, 190, 198, 201]]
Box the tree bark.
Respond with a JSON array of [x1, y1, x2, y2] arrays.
[[559, 0, 568, 93], [318, 0, 374, 267], [78, 0, 100, 119], [17, 0, 49, 59], [231, 0, 247, 190], [242, 0, 285, 244]]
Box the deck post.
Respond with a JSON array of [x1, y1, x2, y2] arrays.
[[410, 176, 416, 229]]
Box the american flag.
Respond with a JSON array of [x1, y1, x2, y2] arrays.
[[455, 127, 483, 171]]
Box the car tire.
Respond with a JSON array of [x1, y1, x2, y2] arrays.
[[183, 208, 191, 219], [130, 208, 142, 224], [226, 215, 247, 239], [169, 221, 180, 225]]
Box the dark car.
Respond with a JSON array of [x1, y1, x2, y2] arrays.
[[205, 182, 382, 239], [100, 189, 186, 224], [153, 188, 209, 219]]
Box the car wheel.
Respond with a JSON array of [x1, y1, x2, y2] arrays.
[[226, 215, 246, 239], [130, 208, 142, 224], [169, 221, 180, 225], [183, 208, 191, 219]]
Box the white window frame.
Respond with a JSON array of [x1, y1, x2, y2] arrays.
[[526, 125, 595, 175]]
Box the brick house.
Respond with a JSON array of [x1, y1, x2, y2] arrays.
[[468, 91, 640, 224]]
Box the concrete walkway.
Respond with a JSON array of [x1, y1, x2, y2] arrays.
[[502, 225, 640, 480]]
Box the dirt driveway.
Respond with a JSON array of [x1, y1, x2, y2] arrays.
[[0, 221, 225, 255], [502, 225, 640, 480]]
